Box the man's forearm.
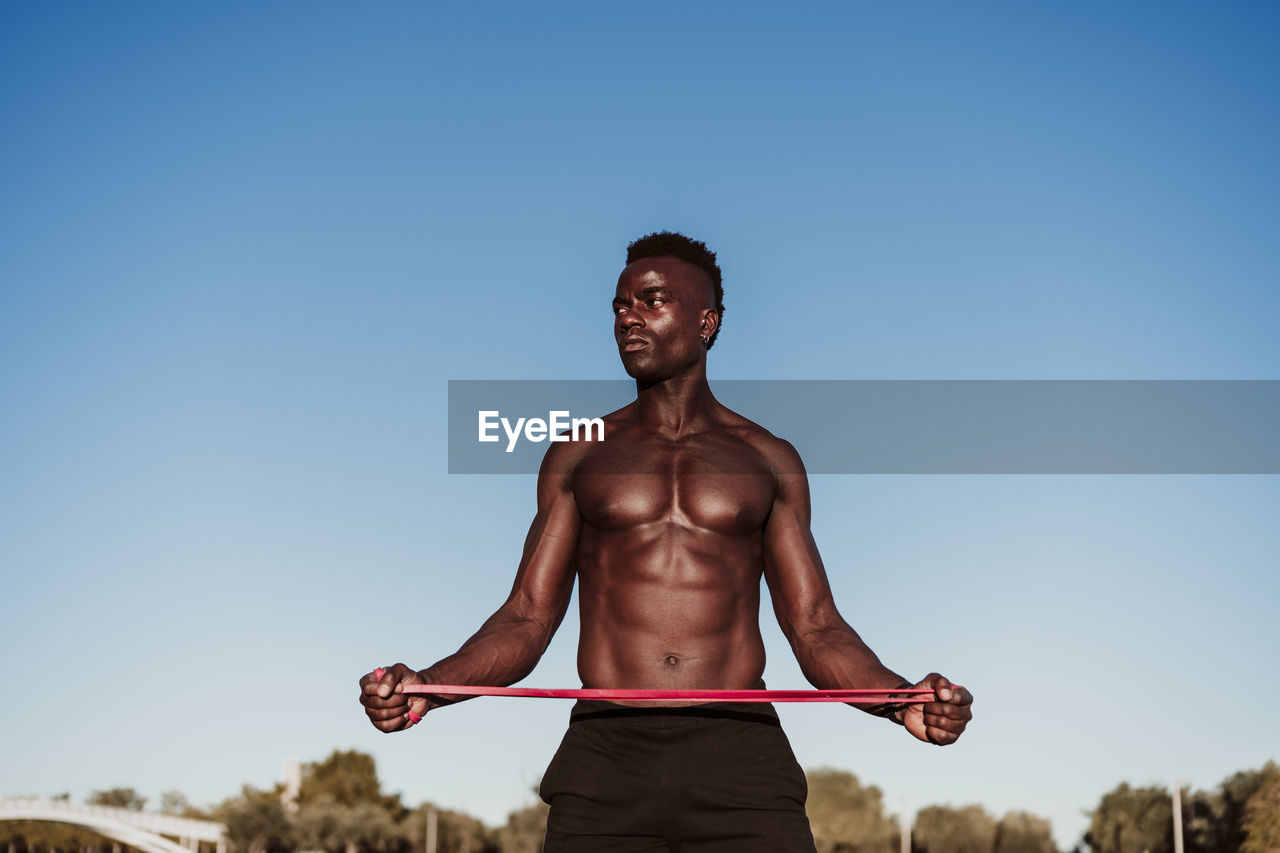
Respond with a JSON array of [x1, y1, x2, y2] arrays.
[[416, 606, 560, 709], [789, 623, 912, 719]]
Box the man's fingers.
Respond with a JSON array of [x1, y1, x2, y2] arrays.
[[360, 684, 410, 713], [375, 663, 414, 698], [371, 715, 409, 734], [365, 702, 410, 722], [921, 705, 971, 746], [926, 725, 962, 746], [921, 672, 953, 702], [360, 666, 396, 694], [923, 708, 971, 729], [923, 691, 973, 724], [922, 700, 972, 726], [924, 699, 972, 719], [916, 673, 973, 706]]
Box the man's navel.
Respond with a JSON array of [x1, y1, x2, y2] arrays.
[[664, 654, 680, 666]]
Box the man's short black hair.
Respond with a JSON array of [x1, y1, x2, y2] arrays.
[[626, 230, 725, 349]]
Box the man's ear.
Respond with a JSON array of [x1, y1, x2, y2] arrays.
[[699, 309, 720, 340]]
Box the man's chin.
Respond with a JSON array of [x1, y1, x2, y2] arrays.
[[623, 365, 654, 382], [619, 354, 653, 381], [620, 352, 701, 384]]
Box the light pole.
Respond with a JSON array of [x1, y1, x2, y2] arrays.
[[1171, 780, 1184, 853], [425, 807, 437, 853]]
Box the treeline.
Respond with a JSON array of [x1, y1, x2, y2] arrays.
[[805, 768, 1059, 853], [1082, 761, 1279, 853], [4, 754, 1277, 853], [213, 751, 546, 853], [805, 760, 1280, 853]]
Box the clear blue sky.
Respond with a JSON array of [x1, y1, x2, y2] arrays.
[[2, 3, 1277, 849]]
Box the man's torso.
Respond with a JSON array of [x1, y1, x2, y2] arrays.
[[563, 403, 786, 696]]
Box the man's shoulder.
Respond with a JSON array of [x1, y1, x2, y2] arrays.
[[732, 412, 798, 471], [536, 421, 601, 481], [713, 406, 807, 476], [537, 403, 645, 475]]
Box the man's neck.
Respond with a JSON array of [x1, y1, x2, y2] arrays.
[[632, 370, 718, 436]]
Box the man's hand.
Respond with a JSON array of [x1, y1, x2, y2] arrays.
[[900, 673, 972, 745], [359, 663, 429, 733]]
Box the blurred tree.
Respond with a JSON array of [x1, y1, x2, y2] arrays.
[[993, 810, 1058, 853], [158, 791, 207, 819], [804, 768, 898, 853], [1084, 783, 1172, 853], [87, 790, 146, 811], [295, 797, 404, 853], [492, 788, 547, 853], [215, 786, 293, 853], [300, 751, 381, 808], [1241, 764, 1280, 853], [339, 803, 402, 853], [299, 751, 403, 819], [1210, 761, 1279, 853], [294, 797, 341, 853], [913, 804, 997, 853], [404, 804, 497, 853]]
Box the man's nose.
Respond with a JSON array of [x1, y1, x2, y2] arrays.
[[618, 311, 643, 332]]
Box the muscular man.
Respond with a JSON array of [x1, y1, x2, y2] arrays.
[[361, 231, 973, 852]]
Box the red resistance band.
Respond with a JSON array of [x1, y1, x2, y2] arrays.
[[397, 684, 936, 704]]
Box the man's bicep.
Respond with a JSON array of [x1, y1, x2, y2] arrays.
[[762, 464, 844, 638], [503, 448, 581, 622]]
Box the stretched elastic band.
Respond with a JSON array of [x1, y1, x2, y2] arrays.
[[399, 684, 935, 704]]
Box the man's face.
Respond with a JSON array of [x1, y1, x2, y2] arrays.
[[612, 256, 717, 383]]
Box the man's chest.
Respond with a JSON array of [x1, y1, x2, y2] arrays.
[[571, 434, 775, 536]]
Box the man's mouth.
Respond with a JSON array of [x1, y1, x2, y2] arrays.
[[620, 336, 648, 352]]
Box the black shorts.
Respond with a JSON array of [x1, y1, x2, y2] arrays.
[[539, 700, 817, 853]]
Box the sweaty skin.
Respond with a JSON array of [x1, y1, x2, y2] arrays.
[[361, 255, 973, 744]]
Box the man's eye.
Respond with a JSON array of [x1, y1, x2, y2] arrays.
[[646, 298, 664, 307]]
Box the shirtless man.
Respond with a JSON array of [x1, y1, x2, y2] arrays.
[[360, 231, 973, 851]]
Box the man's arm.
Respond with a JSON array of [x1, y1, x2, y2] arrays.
[[360, 442, 580, 732], [759, 438, 972, 745]]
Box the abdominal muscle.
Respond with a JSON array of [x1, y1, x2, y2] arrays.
[[574, 535, 769, 706]]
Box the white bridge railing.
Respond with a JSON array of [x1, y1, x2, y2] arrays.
[[0, 798, 227, 853]]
